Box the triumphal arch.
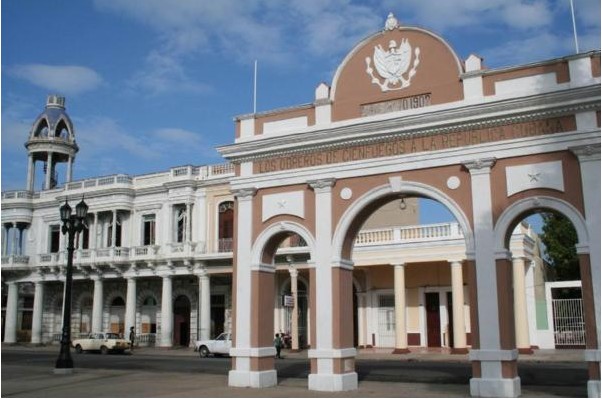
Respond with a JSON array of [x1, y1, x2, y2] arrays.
[[219, 14, 601, 397]]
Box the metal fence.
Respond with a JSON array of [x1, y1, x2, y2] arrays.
[[552, 298, 586, 347]]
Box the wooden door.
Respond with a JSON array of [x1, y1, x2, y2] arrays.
[[425, 292, 441, 347]]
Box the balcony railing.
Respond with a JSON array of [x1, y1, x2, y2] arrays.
[[218, 238, 233, 253], [355, 222, 464, 246], [1, 255, 30, 267]]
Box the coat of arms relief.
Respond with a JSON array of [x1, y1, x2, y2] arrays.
[[365, 13, 421, 92]]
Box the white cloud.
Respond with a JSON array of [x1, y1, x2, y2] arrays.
[[129, 51, 212, 94], [9, 64, 103, 95], [72, 115, 216, 177], [481, 32, 572, 66]]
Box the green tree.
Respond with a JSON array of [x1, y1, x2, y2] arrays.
[[539, 212, 580, 281]]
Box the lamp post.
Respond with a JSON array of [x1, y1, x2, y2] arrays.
[[54, 198, 88, 373]]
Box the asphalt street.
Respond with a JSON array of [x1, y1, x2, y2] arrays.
[[1, 347, 589, 397]]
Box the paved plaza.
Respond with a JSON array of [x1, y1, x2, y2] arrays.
[[1, 345, 588, 397]]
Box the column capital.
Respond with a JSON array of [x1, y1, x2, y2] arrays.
[[462, 157, 496, 174], [288, 267, 299, 278], [570, 144, 601, 161], [195, 267, 209, 278], [308, 178, 336, 192], [494, 249, 513, 261], [391, 262, 405, 268], [332, 258, 354, 270], [232, 187, 257, 200]]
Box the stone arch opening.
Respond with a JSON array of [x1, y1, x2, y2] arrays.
[[331, 181, 474, 355], [109, 296, 125, 335], [79, 296, 93, 334], [493, 197, 596, 357]]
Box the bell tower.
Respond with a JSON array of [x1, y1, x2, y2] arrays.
[[24, 95, 79, 191]]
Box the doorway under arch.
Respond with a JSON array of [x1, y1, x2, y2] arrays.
[[174, 295, 191, 346]]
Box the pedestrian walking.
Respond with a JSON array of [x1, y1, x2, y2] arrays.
[[274, 333, 282, 359], [129, 326, 136, 352]]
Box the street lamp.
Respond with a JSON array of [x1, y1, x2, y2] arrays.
[[54, 197, 88, 373]]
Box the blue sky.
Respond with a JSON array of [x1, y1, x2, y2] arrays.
[[2, 0, 600, 225]]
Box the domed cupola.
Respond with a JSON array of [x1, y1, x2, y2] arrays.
[[25, 95, 79, 191]]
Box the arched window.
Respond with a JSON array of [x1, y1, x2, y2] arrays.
[[55, 119, 69, 139], [218, 201, 234, 252], [34, 120, 49, 137]]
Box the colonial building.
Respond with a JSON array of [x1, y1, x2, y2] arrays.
[[2, 13, 600, 399]]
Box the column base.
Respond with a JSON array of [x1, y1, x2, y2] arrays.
[[451, 347, 469, 355], [308, 372, 358, 391], [392, 348, 410, 354], [470, 377, 520, 397], [228, 370, 277, 388], [588, 380, 601, 398], [53, 368, 75, 375]]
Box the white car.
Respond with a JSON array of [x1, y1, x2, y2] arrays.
[[72, 332, 130, 354], [194, 332, 232, 357]]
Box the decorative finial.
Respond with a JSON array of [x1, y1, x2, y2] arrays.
[[384, 12, 399, 31]]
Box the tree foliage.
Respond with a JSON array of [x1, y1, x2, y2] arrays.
[[539, 212, 580, 281]]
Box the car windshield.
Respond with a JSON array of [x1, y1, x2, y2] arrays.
[[215, 333, 228, 341], [105, 333, 120, 339]]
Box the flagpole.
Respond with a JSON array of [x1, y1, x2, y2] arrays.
[[569, 0, 580, 53], [253, 60, 257, 114]]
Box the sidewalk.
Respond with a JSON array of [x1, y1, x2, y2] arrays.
[[3, 342, 587, 362]]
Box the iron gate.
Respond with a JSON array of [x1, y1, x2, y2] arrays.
[[552, 298, 585, 347]]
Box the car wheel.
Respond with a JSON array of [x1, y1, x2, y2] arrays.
[[75, 345, 83, 354], [199, 346, 209, 358], [100, 346, 109, 355]]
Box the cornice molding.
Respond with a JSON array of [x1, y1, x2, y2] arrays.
[[219, 85, 600, 163]]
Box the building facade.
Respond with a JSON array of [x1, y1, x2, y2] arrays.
[[2, 13, 600, 399]]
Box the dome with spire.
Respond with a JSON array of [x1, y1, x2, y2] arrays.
[[28, 95, 76, 142], [25, 95, 79, 191]]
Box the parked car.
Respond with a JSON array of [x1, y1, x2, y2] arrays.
[[72, 332, 130, 354], [194, 332, 232, 357]]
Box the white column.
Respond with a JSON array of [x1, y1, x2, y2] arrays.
[[125, 277, 137, 332], [91, 277, 104, 332], [66, 155, 73, 183], [45, 152, 53, 190], [307, 178, 357, 392], [198, 268, 211, 341], [111, 210, 118, 248], [27, 154, 35, 191], [571, 146, 601, 338], [195, 192, 207, 250], [31, 282, 45, 344], [160, 275, 173, 347], [4, 282, 19, 343], [450, 260, 467, 352], [571, 145, 601, 399], [513, 257, 531, 353], [464, 158, 520, 397], [186, 202, 192, 242], [91, 213, 97, 250], [10, 223, 17, 255], [290, 268, 299, 350], [2, 224, 8, 256], [393, 263, 409, 353], [357, 293, 366, 347], [229, 188, 265, 388]]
